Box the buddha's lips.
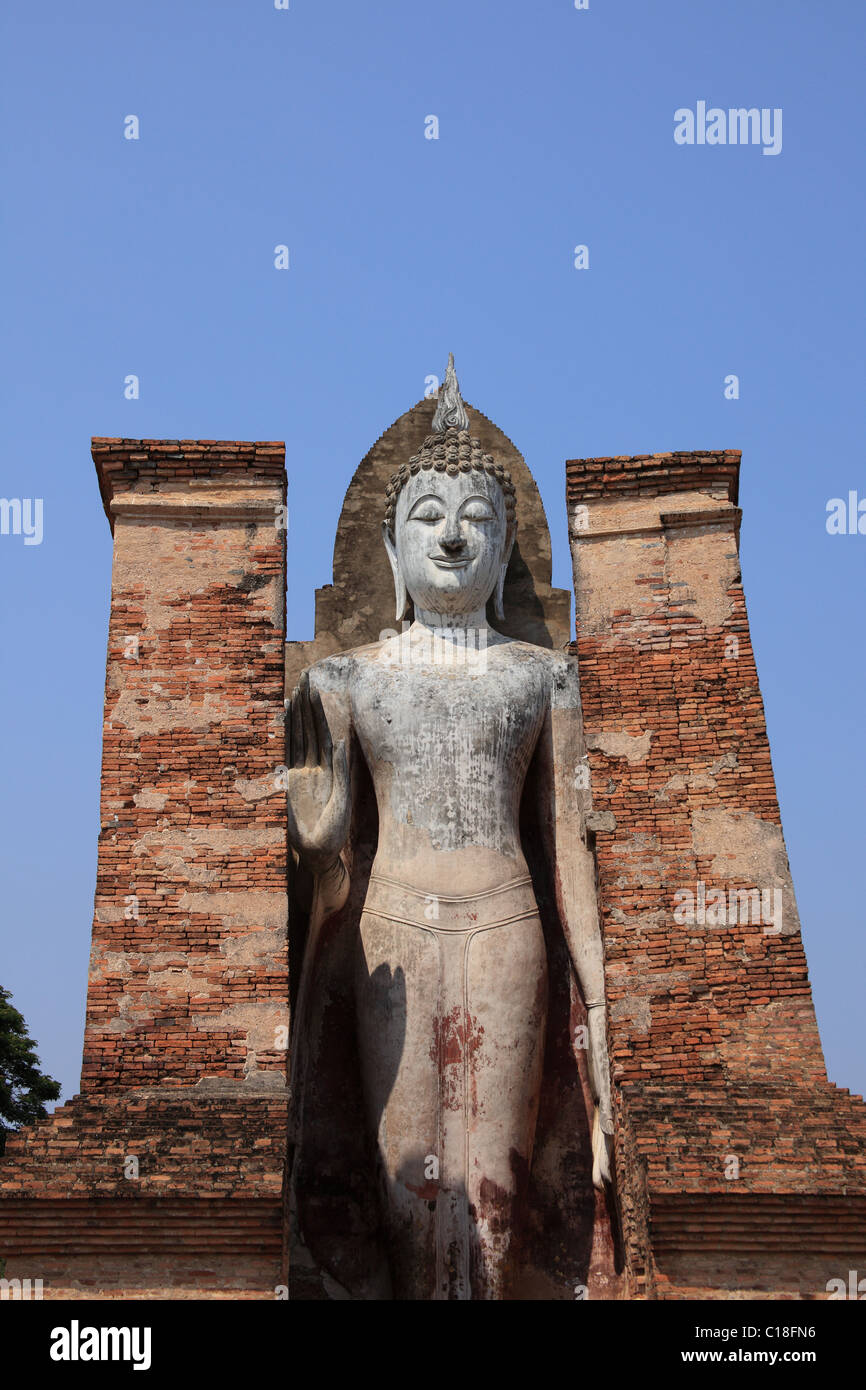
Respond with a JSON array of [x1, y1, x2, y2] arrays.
[[430, 555, 473, 568]]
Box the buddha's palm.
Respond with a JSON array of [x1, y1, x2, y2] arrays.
[[285, 672, 350, 872]]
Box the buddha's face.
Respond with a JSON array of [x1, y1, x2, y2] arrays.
[[385, 469, 512, 617]]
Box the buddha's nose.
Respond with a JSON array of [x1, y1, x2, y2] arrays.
[[439, 526, 464, 552]]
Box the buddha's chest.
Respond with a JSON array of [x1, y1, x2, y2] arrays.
[[350, 656, 548, 784]]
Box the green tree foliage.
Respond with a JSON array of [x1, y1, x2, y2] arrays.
[[0, 987, 60, 1155]]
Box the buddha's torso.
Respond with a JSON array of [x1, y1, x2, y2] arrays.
[[341, 634, 551, 894]]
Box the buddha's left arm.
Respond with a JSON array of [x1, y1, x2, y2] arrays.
[[532, 654, 614, 1189]]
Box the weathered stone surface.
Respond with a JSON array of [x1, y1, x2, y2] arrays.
[[287, 393, 618, 1301]]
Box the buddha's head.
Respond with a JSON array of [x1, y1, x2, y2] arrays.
[[382, 356, 517, 621]]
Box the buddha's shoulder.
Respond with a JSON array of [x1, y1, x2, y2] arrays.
[[493, 641, 582, 706], [304, 637, 580, 686], [493, 638, 578, 674], [302, 640, 392, 692]]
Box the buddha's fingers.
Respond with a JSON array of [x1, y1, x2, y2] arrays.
[[591, 1109, 613, 1190], [298, 672, 319, 769], [310, 683, 333, 769], [329, 738, 349, 802], [289, 686, 305, 767], [320, 740, 350, 851]]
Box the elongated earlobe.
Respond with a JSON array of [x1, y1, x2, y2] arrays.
[[494, 532, 516, 621], [393, 573, 409, 622], [382, 521, 410, 621], [494, 563, 508, 621]]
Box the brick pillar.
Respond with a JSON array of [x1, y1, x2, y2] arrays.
[[0, 439, 290, 1299], [567, 449, 823, 1091], [566, 450, 866, 1297], [84, 439, 288, 1092]]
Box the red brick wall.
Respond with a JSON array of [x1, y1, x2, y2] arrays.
[[567, 450, 866, 1296], [83, 440, 289, 1090], [568, 451, 823, 1097], [0, 440, 291, 1300]]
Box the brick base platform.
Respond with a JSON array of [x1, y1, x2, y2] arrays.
[[0, 1091, 287, 1298]]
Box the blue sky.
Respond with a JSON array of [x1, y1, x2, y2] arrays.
[[1, 0, 863, 1104]]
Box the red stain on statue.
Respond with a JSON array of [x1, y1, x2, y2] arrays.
[[429, 1008, 487, 1111]]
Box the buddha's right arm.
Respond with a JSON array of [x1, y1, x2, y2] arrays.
[[285, 660, 354, 896], [287, 664, 354, 1083]]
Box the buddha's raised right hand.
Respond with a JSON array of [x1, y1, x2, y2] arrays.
[[285, 671, 351, 880]]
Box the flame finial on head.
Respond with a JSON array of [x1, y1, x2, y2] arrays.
[[431, 352, 470, 432], [383, 351, 517, 536]]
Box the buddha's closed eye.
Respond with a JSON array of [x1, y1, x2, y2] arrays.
[[407, 495, 496, 525], [409, 502, 445, 523]]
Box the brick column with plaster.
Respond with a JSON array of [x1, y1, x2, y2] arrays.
[[567, 450, 866, 1297], [84, 438, 289, 1091], [0, 440, 290, 1298]]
